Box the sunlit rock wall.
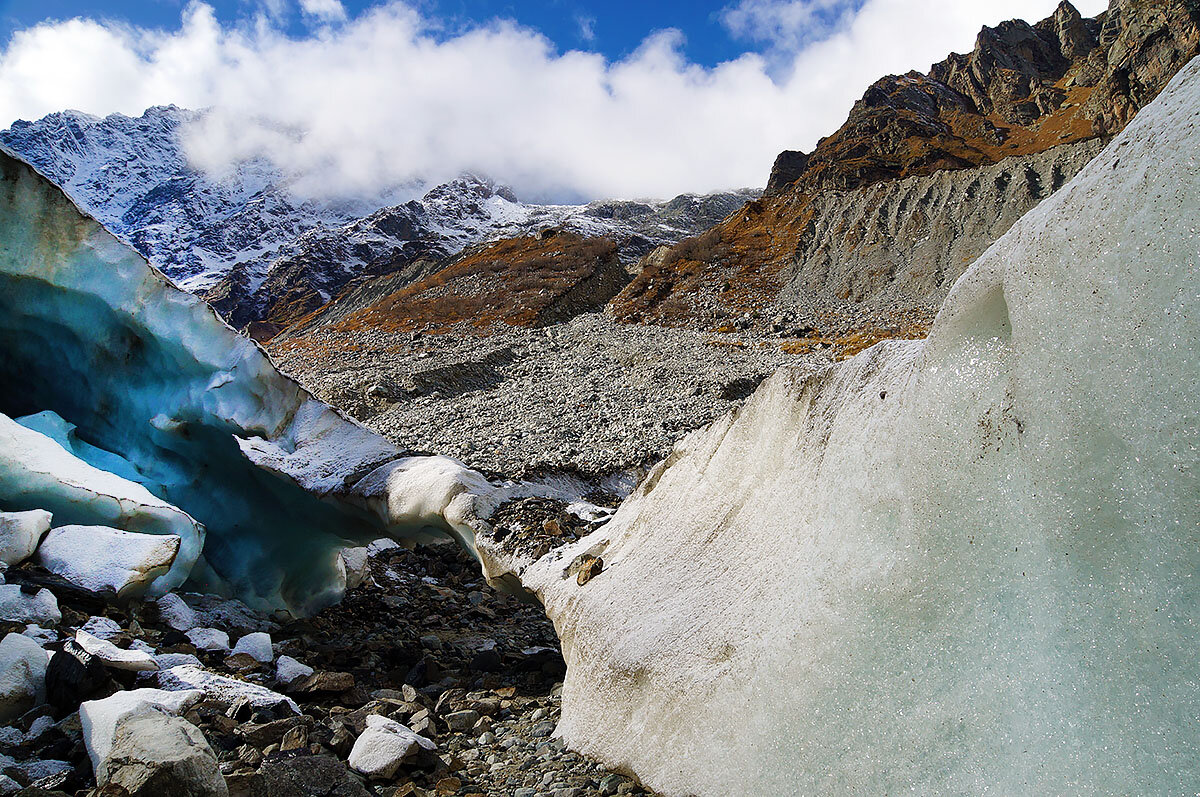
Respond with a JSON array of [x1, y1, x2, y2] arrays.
[[515, 57, 1200, 795]]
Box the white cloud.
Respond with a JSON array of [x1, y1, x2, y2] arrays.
[[299, 0, 347, 23], [0, 0, 1110, 202], [722, 0, 856, 51]]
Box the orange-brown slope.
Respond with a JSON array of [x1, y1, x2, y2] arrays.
[[274, 232, 625, 357], [614, 0, 1199, 334]]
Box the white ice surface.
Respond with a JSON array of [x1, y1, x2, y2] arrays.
[[35, 525, 182, 599], [506, 58, 1200, 796], [0, 510, 50, 566]]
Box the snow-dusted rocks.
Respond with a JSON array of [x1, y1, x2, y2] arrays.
[[0, 509, 50, 566], [157, 665, 298, 713], [347, 715, 436, 779], [75, 629, 158, 673], [0, 585, 60, 625], [80, 688, 204, 780], [500, 57, 1200, 796], [274, 655, 313, 689], [0, 632, 48, 722], [155, 593, 198, 631], [185, 628, 230, 652], [36, 525, 182, 599], [103, 708, 228, 797], [230, 632, 273, 663]]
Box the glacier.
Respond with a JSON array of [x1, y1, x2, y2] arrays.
[[0, 142, 500, 614], [484, 57, 1200, 795]]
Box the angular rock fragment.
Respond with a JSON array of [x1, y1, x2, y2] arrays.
[[0, 632, 48, 722], [102, 707, 227, 796], [347, 715, 436, 780], [0, 510, 50, 566]]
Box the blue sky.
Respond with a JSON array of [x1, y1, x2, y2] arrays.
[[0, 0, 787, 66]]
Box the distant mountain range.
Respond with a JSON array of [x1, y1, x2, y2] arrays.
[[0, 106, 757, 333]]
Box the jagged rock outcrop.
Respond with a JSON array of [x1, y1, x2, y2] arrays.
[[618, 0, 1199, 337]]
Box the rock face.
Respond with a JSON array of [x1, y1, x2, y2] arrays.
[[493, 56, 1200, 796], [102, 708, 228, 797], [615, 0, 1200, 336]]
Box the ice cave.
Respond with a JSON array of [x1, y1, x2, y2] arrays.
[[0, 144, 493, 614]]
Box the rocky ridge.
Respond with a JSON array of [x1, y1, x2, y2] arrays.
[[612, 0, 1200, 336]]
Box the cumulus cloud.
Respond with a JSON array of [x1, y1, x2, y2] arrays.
[[299, 0, 347, 23], [0, 0, 1108, 202], [722, 0, 858, 51]]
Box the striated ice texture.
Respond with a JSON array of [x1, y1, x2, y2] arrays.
[[509, 57, 1200, 795], [0, 140, 502, 614]]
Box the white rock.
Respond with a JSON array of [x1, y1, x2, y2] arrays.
[[79, 688, 204, 780], [157, 665, 298, 713], [340, 546, 370, 589], [0, 509, 51, 566], [0, 415, 202, 595], [274, 655, 313, 688], [75, 629, 158, 673], [512, 59, 1200, 797], [185, 628, 229, 652], [230, 632, 272, 663], [35, 525, 182, 599], [80, 615, 122, 640], [153, 652, 201, 670], [366, 538, 401, 557], [347, 714, 436, 779], [0, 584, 60, 625], [155, 593, 197, 631], [0, 632, 48, 722]]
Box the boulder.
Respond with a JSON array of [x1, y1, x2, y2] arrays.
[[0, 585, 60, 626], [155, 593, 197, 631], [156, 665, 298, 713], [230, 632, 272, 663], [185, 628, 230, 652], [339, 547, 370, 590], [0, 632, 48, 722], [74, 629, 158, 673], [34, 525, 181, 599], [79, 688, 204, 777], [45, 639, 108, 713], [347, 715, 436, 780], [0, 510, 50, 566], [101, 706, 227, 796], [274, 656, 313, 689], [259, 753, 370, 797]]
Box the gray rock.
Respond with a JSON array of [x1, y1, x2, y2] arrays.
[[443, 710, 480, 731], [259, 753, 370, 797], [0, 633, 47, 723], [102, 707, 227, 796]]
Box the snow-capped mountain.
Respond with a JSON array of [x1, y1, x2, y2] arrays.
[[1, 105, 758, 329], [0, 106, 407, 293]]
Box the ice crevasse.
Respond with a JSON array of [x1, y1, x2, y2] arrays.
[[493, 57, 1200, 794]]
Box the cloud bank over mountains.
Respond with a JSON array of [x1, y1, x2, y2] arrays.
[[0, 0, 1105, 201]]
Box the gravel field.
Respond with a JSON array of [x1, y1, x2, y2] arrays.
[[271, 313, 825, 480]]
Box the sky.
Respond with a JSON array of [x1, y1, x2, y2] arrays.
[[0, 0, 1108, 202]]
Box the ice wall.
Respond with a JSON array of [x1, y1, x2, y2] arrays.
[[510, 58, 1200, 795], [0, 146, 460, 613]]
